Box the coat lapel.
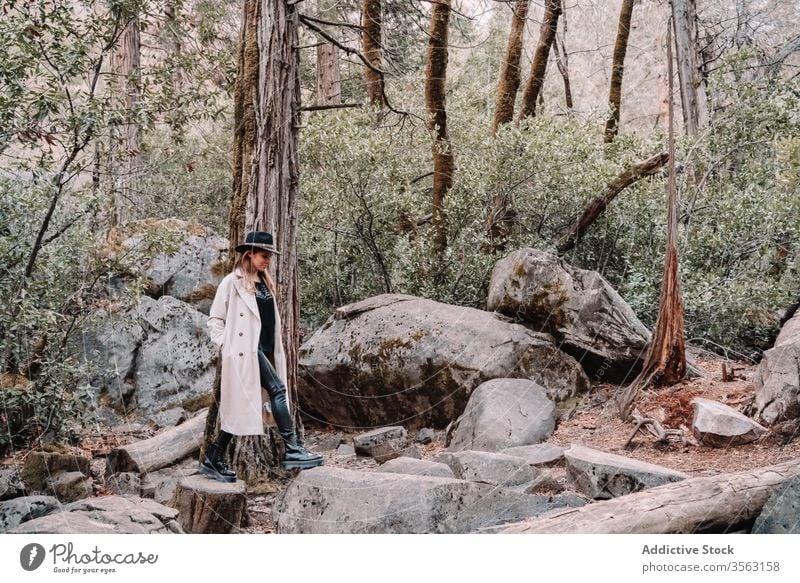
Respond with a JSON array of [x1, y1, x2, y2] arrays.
[[232, 268, 260, 319]]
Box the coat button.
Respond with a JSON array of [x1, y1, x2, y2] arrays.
[[239, 352, 243, 356], [239, 313, 244, 316], [238, 332, 243, 336]]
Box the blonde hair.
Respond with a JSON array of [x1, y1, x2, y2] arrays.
[[234, 250, 277, 297]]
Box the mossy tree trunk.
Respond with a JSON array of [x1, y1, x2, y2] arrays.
[[425, 0, 453, 263], [518, 0, 561, 120], [492, 0, 529, 134], [604, 0, 634, 143]]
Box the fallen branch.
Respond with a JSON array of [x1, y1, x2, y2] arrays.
[[557, 152, 668, 254]]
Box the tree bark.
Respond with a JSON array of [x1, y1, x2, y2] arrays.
[[617, 26, 686, 420], [492, 0, 529, 134], [425, 0, 453, 261], [213, 0, 302, 482], [362, 0, 385, 107], [671, 0, 707, 135], [315, 0, 341, 105], [502, 457, 800, 533], [112, 12, 142, 225], [171, 475, 247, 534], [604, 0, 634, 142], [557, 152, 668, 254], [518, 0, 561, 120]]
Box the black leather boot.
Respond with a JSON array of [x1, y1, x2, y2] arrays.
[[199, 443, 237, 482], [265, 380, 323, 470]]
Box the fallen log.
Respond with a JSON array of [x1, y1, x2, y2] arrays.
[[106, 409, 208, 475], [500, 456, 800, 533]]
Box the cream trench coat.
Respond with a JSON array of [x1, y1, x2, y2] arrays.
[[207, 267, 290, 435]]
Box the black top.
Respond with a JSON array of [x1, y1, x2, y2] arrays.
[[254, 280, 276, 354]]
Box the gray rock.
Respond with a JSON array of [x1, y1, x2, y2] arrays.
[[0, 496, 61, 531], [48, 471, 93, 502], [565, 445, 688, 499], [376, 457, 455, 478], [486, 248, 650, 383], [354, 426, 407, 462], [415, 428, 435, 444], [299, 294, 589, 429], [140, 459, 200, 505], [399, 446, 422, 459], [448, 378, 555, 452], [107, 472, 142, 497], [754, 313, 800, 424], [314, 434, 344, 452], [115, 219, 228, 313], [274, 466, 586, 533], [0, 468, 24, 501], [20, 451, 91, 491], [78, 296, 217, 416], [150, 407, 187, 428], [500, 443, 565, 466], [436, 450, 538, 487], [691, 398, 767, 447], [752, 480, 800, 533], [6, 495, 183, 534], [335, 444, 355, 457]]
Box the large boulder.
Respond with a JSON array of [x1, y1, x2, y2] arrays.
[[299, 294, 589, 429], [447, 378, 555, 452], [108, 218, 228, 313], [486, 248, 650, 383], [754, 312, 800, 425], [274, 466, 585, 533], [79, 295, 217, 415], [751, 480, 800, 533]]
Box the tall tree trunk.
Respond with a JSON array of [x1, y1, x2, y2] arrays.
[[551, 19, 572, 110], [362, 0, 385, 107], [518, 0, 561, 120], [210, 0, 302, 482], [425, 0, 453, 262], [492, 0, 529, 134], [164, 0, 183, 94], [617, 25, 686, 421], [604, 0, 634, 143], [315, 0, 341, 105], [112, 13, 142, 225], [670, 0, 707, 136]]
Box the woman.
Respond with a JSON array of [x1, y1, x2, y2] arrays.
[[201, 231, 323, 482]]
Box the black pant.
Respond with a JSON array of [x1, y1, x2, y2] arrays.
[[256, 348, 294, 436]]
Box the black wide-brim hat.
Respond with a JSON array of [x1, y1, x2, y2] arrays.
[[234, 231, 282, 255]]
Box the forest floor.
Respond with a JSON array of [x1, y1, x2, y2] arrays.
[[240, 349, 800, 533], [3, 350, 798, 534]]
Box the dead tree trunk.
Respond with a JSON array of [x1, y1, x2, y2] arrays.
[[671, 0, 707, 135], [518, 0, 561, 120], [362, 0, 385, 107], [604, 0, 634, 142], [551, 0, 572, 110], [492, 0, 529, 134], [425, 0, 454, 261], [616, 26, 686, 420], [502, 457, 800, 533], [557, 152, 668, 254]]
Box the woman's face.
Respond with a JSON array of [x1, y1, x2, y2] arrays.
[[250, 250, 272, 271]]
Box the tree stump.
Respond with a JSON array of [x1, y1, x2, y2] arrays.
[[170, 475, 247, 533]]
